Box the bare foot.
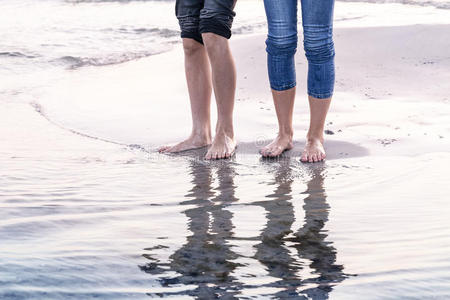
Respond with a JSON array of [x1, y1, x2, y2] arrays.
[[260, 133, 293, 158], [300, 137, 326, 163], [205, 132, 236, 160], [159, 133, 211, 153]]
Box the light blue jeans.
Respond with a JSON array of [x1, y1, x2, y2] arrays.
[[264, 0, 335, 99]]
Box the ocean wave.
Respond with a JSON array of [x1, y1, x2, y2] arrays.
[[0, 52, 37, 59], [65, 0, 450, 9], [56, 50, 166, 69], [66, 0, 169, 3], [337, 0, 450, 9], [114, 27, 179, 38]]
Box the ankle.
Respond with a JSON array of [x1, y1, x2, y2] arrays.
[[215, 124, 234, 139], [278, 128, 293, 140], [191, 128, 212, 142], [307, 131, 324, 143]]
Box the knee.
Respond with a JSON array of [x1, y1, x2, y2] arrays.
[[202, 32, 224, 45], [202, 32, 227, 55], [303, 26, 335, 64], [182, 38, 204, 56], [265, 34, 298, 57]]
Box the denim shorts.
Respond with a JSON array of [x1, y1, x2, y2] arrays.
[[175, 0, 237, 44]]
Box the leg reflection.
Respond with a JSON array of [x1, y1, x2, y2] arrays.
[[253, 159, 298, 291], [141, 160, 240, 298], [291, 166, 347, 299], [254, 161, 348, 299]]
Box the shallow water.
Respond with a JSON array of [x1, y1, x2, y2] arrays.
[[1, 102, 450, 299], [1, 0, 448, 85]]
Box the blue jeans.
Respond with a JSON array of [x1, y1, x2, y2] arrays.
[[264, 0, 335, 98]]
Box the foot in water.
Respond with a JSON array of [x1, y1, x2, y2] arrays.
[[260, 133, 293, 158], [300, 137, 326, 163], [205, 131, 236, 160], [158, 133, 211, 153]]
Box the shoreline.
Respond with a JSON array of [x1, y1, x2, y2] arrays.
[[33, 24, 450, 160]]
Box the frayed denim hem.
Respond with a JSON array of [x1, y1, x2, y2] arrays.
[[308, 90, 333, 99], [271, 82, 297, 92]]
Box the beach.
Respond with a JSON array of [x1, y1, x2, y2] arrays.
[[34, 22, 450, 157], [1, 1, 450, 299]]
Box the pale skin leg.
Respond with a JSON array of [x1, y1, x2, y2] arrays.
[[261, 88, 331, 162], [202, 33, 237, 160], [159, 34, 236, 159], [260, 87, 295, 157], [159, 38, 212, 153], [301, 96, 331, 163]]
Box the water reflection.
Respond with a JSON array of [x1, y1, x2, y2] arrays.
[[255, 159, 347, 299], [141, 157, 348, 299], [140, 160, 242, 298]]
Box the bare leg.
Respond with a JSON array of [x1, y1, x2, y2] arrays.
[[202, 33, 237, 160], [261, 87, 295, 157], [300, 96, 331, 163], [159, 39, 212, 153]]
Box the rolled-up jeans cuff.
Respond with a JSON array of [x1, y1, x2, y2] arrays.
[[178, 16, 204, 44], [199, 26, 231, 40], [180, 31, 204, 44], [199, 17, 233, 39]]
